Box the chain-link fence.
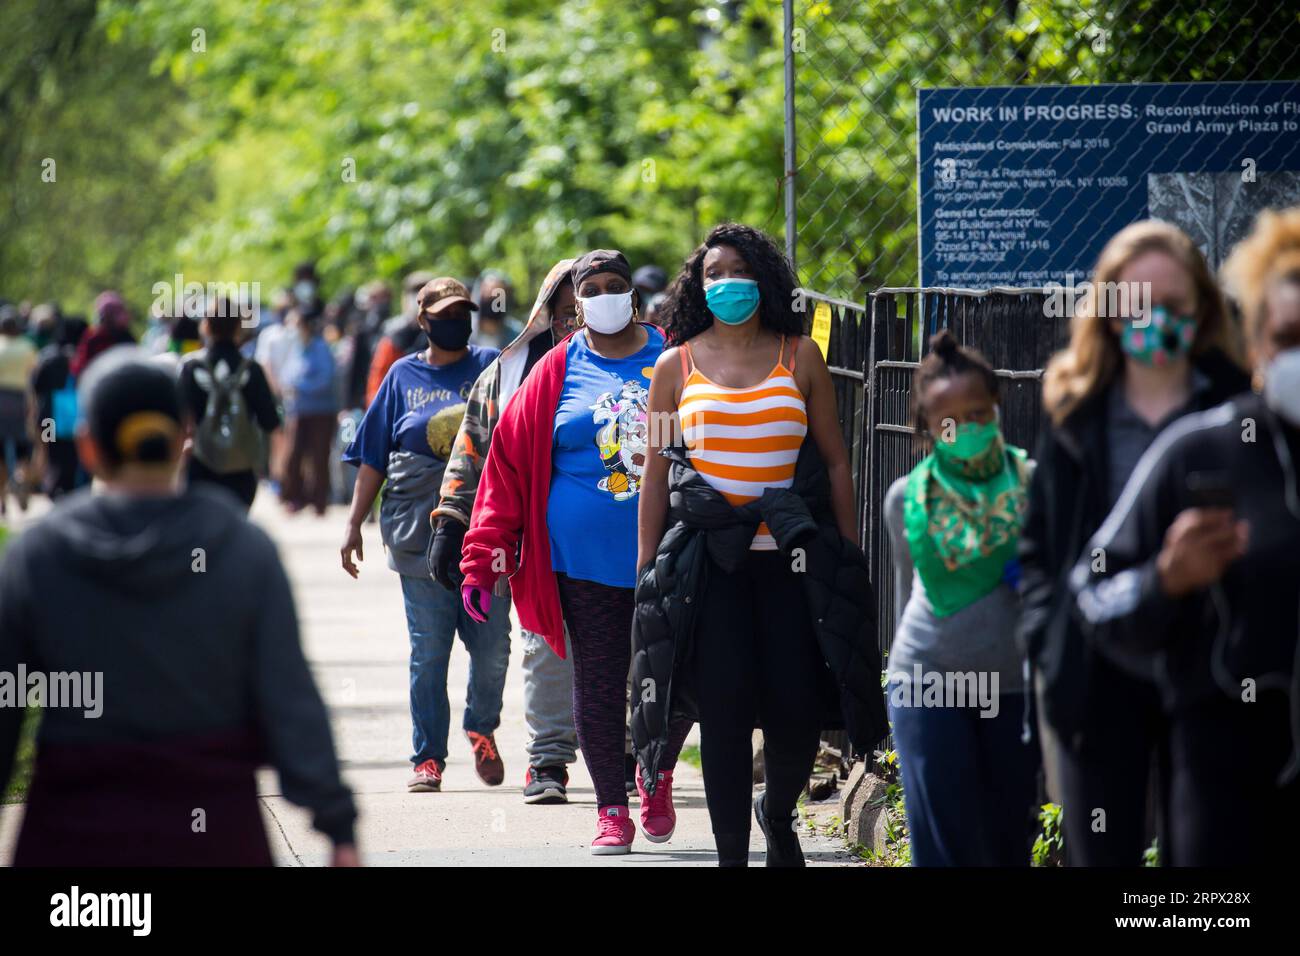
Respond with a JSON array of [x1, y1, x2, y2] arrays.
[[787, 1, 1300, 765], [783, 0, 1300, 301]]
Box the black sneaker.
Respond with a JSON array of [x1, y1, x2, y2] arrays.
[[523, 765, 569, 804], [754, 793, 806, 867], [624, 754, 637, 794]]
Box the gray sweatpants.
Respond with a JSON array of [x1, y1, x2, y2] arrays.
[[521, 628, 579, 768]]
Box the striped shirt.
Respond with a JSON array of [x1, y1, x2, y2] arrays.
[[677, 336, 808, 550]]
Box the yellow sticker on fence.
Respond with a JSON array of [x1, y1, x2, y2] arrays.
[[811, 301, 832, 358]]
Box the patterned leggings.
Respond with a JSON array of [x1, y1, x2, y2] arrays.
[[556, 574, 691, 807]]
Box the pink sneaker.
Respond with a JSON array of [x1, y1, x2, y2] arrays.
[[591, 805, 636, 855], [636, 766, 677, 843]]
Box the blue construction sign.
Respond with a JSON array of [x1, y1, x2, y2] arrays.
[[917, 81, 1300, 287]]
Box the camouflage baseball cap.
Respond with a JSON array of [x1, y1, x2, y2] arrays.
[[417, 277, 478, 315]]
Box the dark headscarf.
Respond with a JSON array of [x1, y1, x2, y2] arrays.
[[71, 291, 136, 376], [570, 250, 632, 289], [94, 291, 131, 330]]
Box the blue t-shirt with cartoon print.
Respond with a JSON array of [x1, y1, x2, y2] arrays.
[[548, 325, 665, 588], [342, 346, 497, 474]]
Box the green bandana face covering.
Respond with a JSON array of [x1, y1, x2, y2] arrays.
[[1120, 304, 1196, 367], [931, 419, 1005, 481], [903, 421, 1029, 616]]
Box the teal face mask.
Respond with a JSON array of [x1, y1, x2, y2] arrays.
[[1120, 305, 1196, 367], [704, 278, 760, 325], [932, 419, 1006, 481]]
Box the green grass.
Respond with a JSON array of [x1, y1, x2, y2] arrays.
[[1032, 802, 1065, 867], [678, 744, 702, 769], [1, 522, 40, 803], [3, 709, 39, 803], [1144, 837, 1160, 867]]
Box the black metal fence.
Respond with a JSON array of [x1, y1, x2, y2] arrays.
[[816, 286, 1071, 666], [805, 290, 871, 543]]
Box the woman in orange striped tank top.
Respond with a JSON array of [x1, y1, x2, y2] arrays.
[[638, 223, 859, 866]]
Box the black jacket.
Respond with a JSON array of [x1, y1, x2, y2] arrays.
[[1017, 349, 1251, 748], [630, 441, 889, 788], [1069, 395, 1300, 773]]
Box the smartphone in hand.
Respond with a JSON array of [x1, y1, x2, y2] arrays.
[[1184, 470, 1235, 510]]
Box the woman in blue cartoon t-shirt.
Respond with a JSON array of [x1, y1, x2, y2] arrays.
[[462, 250, 693, 855], [338, 277, 509, 796], [544, 254, 693, 852], [546, 330, 656, 586]]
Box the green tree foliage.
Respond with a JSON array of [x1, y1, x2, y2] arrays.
[[0, 1, 1295, 313], [0, 0, 208, 310], [3, 0, 789, 311]]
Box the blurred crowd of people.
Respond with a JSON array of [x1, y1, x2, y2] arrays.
[[1, 205, 1297, 870], [0, 260, 671, 518]]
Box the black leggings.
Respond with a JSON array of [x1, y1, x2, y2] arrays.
[[692, 549, 824, 838], [1166, 690, 1299, 866], [188, 457, 258, 511], [557, 575, 690, 808], [1055, 656, 1167, 866]]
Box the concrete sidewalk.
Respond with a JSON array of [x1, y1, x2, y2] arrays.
[[1, 492, 855, 867]]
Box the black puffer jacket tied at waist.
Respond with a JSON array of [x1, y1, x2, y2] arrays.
[[631, 441, 889, 792]]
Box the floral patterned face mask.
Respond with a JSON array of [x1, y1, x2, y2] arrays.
[[1120, 305, 1196, 367]]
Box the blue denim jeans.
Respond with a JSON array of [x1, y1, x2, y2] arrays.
[[888, 680, 1039, 866], [400, 574, 511, 767]]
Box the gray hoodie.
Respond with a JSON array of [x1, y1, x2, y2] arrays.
[[0, 484, 355, 847]]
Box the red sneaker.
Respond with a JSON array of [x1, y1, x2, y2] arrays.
[[466, 730, 505, 786], [591, 805, 636, 855], [408, 759, 443, 792], [636, 766, 677, 843]]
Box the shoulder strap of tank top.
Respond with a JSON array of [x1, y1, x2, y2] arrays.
[[679, 341, 695, 378], [787, 335, 798, 374], [777, 335, 798, 374]]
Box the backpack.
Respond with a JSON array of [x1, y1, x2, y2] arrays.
[[192, 355, 263, 474], [51, 370, 78, 440]]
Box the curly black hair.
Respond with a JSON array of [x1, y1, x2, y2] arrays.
[[656, 222, 803, 345]]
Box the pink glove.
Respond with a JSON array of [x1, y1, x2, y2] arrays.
[[462, 584, 491, 623]]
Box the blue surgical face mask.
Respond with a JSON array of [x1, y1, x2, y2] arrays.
[[704, 278, 760, 325]]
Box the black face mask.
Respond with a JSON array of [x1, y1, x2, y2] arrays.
[[423, 315, 472, 351]]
